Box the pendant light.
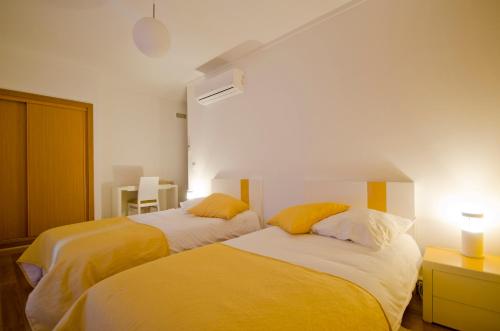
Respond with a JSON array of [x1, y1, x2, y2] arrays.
[[133, 3, 170, 58]]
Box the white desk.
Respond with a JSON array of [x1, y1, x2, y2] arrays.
[[112, 184, 179, 217]]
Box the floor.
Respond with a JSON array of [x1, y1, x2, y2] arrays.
[[400, 289, 453, 331], [0, 250, 31, 331], [0, 249, 452, 331]]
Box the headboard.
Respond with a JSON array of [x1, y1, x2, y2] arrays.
[[211, 178, 263, 224], [304, 180, 415, 219]]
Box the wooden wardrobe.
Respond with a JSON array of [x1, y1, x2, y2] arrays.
[[0, 89, 93, 247]]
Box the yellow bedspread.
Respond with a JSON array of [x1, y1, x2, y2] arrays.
[[54, 243, 389, 331], [17, 217, 169, 331]]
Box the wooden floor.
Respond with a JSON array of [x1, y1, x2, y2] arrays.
[[0, 250, 31, 331], [0, 249, 452, 331], [401, 289, 454, 331]]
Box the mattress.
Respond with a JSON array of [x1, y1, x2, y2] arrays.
[[55, 242, 391, 331], [226, 226, 422, 331], [129, 208, 261, 253]]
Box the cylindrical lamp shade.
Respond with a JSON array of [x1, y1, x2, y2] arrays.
[[133, 17, 170, 58], [461, 230, 484, 258]]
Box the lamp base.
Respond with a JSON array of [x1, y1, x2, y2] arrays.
[[461, 230, 484, 259]]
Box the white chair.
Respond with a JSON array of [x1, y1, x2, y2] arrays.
[[128, 176, 160, 215]]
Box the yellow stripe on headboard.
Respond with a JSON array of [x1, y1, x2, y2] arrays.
[[367, 182, 387, 212], [240, 179, 249, 204]]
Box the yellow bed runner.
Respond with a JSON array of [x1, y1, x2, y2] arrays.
[[54, 243, 389, 331], [17, 217, 169, 331]]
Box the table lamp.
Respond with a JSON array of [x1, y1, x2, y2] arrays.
[[461, 211, 484, 258]]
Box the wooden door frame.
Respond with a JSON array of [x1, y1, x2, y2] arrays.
[[0, 88, 94, 224]]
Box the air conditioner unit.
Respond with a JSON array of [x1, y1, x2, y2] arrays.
[[196, 69, 244, 105]]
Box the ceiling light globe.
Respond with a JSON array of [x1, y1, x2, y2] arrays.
[[132, 17, 170, 58]]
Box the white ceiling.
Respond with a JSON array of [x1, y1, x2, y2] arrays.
[[0, 0, 352, 101]]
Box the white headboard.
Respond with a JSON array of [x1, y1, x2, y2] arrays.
[[211, 178, 263, 224], [304, 180, 415, 219]]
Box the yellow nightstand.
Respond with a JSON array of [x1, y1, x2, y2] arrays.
[[423, 247, 500, 331]]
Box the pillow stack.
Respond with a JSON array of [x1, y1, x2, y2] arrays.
[[312, 208, 414, 250]]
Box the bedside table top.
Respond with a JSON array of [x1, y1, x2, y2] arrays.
[[424, 247, 500, 277]]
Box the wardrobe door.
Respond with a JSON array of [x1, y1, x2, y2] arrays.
[[0, 99, 27, 241], [27, 103, 88, 236]]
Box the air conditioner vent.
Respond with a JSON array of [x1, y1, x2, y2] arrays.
[[196, 69, 244, 106]]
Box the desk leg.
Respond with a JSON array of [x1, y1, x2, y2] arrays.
[[117, 189, 129, 217]]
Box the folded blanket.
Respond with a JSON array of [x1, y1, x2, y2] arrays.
[[17, 217, 169, 331], [54, 243, 389, 331]]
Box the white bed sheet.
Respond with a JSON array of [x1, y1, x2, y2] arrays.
[[130, 209, 261, 253], [225, 226, 422, 331]]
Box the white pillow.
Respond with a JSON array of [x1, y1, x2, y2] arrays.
[[311, 208, 414, 250], [179, 197, 204, 210]]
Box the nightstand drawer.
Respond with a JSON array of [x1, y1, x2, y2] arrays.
[[433, 297, 500, 331], [433, 270, 500, 312]]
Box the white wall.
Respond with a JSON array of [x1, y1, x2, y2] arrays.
[[0, 45, 187, 218], [187, 0, 500, 253]]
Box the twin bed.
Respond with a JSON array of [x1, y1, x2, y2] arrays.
[[19, 179, 422, 331], [19, 178, 262, 331]]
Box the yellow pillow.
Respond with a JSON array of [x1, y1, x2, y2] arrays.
[[188, 193, 249, 220], [268, 202, 349, 234]]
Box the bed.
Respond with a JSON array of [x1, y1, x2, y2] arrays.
[[54, 181, 422, 331], [18, 178, 263, 331]]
